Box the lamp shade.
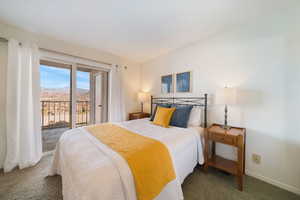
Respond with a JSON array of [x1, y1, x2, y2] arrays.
[[216, 87, 237, 105], [137, 92, 149, 103]]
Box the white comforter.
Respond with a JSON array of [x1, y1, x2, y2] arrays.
[[50, 118, 204, 200]]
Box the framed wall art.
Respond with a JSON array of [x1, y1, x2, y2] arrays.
[[161, 74, 173, 93], [176, 71, 191, 93]]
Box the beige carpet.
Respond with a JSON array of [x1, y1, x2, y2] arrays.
[[0, 154, 299, 200]]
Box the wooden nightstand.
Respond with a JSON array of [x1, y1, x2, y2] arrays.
[[204, 123, 246, 191], [128, 112, 150, 120]]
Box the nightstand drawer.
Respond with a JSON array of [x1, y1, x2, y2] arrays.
[[130, 114, 141, 120], [129, 112, 150, 120], [210, 132, 235, 145]]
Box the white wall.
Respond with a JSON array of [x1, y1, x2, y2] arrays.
[[141, 10, 300, 194], [0, 22, 141, 168], [0, 22, 141, 117]]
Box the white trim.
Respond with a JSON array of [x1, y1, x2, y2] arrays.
[[40, 49, 112, 72], [90, 72, 96, 124], [71, 64, 77, 128], [246, 170, 300, 195], [102, 71, 109, 122], [107, 66, 113, 121]]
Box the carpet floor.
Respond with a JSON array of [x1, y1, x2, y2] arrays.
[[0, 153, 299, 200]]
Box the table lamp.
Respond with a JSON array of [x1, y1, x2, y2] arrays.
[[138, 92, 149, 113], [216, 87, 237, 130]]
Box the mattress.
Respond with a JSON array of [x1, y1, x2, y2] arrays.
[[50, 118, 204, 200]]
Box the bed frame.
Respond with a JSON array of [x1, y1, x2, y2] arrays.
[[150, 94, 208, 128]]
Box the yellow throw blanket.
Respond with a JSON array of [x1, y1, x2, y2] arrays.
[[85, 123, 176, 200]]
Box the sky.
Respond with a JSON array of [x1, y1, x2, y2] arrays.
[[40, 65, 90, 89]]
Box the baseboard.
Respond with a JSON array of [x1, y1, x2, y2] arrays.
[[246, 170, 300, 195]]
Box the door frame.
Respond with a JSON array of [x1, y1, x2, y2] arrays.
[[40, 52, 110, 128], [90, 71, 109, 124]]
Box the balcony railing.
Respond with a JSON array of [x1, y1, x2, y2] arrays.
[[41, 101, 90, 129]]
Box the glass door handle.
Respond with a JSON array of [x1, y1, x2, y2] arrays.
[[98, 105, 102, 107]]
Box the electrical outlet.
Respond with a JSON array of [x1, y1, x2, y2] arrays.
[[252, 154, 261, 164]]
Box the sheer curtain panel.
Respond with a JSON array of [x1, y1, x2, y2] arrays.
[[4, 39, 42, 172], [108, 65, 126, 122]]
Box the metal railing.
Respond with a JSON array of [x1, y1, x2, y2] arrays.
[[41, 101, 90, 129]]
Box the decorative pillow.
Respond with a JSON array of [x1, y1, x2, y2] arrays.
[[153, 107, 176, 128], [188, 107, 202, 126], [150, 104, 171, 121], [170, 105, 193, 128]]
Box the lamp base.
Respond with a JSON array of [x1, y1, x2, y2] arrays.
[[221, 125, 231, 130], [223, 105, 231, 130]]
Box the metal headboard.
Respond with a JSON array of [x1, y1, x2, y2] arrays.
[[150, 94, 208, 128]]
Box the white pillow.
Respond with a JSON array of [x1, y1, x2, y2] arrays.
[[188, 107, 202, 126]]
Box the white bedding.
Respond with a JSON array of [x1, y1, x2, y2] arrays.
[[50, 118, 204, 200]]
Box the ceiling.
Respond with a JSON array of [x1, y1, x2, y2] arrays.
[[0, 0, 298, 63]]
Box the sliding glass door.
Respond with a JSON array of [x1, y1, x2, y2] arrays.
[[40, 60, 108, 152], [92, 71, 108, 124], [76, 69, 91, 126], [40, 62, 72, 129], [75, 66, 108, 126]]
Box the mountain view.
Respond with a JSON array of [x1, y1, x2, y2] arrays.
[[40, 87, 90, 101], [40, 64, 90, 101]]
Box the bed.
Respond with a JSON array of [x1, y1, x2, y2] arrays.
[[50, 95, 208, 200]]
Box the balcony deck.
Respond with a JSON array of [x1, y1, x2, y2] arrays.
[[42, 127, 70, 152], [41, 100, 90, 152]]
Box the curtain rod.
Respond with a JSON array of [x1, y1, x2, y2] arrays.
[[0, 36, 22, 45], [0, 37, 8, 42], [0, 37, 112, 66]]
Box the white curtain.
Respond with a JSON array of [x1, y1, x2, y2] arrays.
[[108, 65, 126, 122], [4, 39, 42, 172]]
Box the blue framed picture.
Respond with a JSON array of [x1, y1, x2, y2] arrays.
[[161, 74, 173, 93], [176, 71, 191, 93]]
